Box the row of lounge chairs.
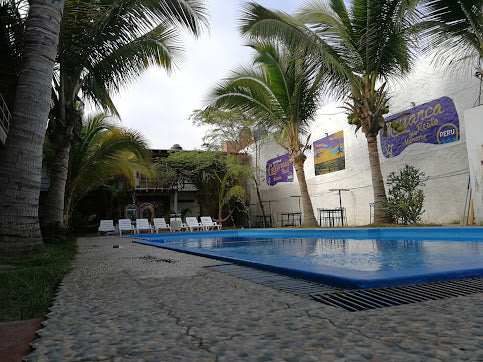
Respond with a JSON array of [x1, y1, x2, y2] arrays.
[[98, 216, 222, 235]]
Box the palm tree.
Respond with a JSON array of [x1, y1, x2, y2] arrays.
[[0, 0, 65, 252], [240, 0, 421, 223], [42, 0, 208, 227], [206, 42, 326, 226], [213, 155, 249, 223], [423, 0, 482, 61], [61, 114, 153, 225], [421, 0, 482, 99], [0, 0, 26, 111]]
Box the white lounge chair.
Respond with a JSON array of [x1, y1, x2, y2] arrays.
[[98, 219, 115, 235], [153, 218, 171, 233], [135, 218, 153, 234], [118, 219, 135, 235], [170, 217, 183, 232], [183, 217, 204, 232], [200, 216, 222, 231]]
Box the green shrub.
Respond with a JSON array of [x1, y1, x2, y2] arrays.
[[384, 165, 428, 224]]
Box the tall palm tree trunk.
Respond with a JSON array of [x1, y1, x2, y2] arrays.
[[366, 134, 391, 224], [291, 153, 317, 227], [41, 144, 71, 227], [0, 0, 65, 253]]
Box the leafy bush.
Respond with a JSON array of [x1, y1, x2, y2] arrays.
[[384, 165, 428, 224]]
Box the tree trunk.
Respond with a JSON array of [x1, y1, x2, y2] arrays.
[[0, 0, 65, 253], [255, 182, 267, 223], [253, 142, 267, 224], [291, 153, 318, 227], [366, 134, 391, 224], [41, 144, 71, 227]]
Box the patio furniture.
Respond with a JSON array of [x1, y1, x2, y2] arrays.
[[153, 218, 171, 233], [200, 216, 222, 231], [169, 217, 183, 232], [135, 218, 153, 234], [118, 219, 135, 235], [98, 220, 115, 235], [184, 217, 204, 232]]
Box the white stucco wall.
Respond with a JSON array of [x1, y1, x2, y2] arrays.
[[464, 105, 483, 225], [247, 56, 481, 226]]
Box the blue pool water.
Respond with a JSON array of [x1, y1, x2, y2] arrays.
[[131, 228, 483, 289]]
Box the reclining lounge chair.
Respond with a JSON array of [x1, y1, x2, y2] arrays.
[[98, 219, 115, 235], [118, 219, 135, 235], [200, 216, 222, 231], [135, 218, 153, 234], [153, 218, 171, 233]]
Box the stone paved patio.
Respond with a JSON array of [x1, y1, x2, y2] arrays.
[[25, 236, 482, 361]]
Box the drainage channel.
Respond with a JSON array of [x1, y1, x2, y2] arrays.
[[311, 277, 483, 312], [207, 264, 483, 312], [206, 263, 336, 297]]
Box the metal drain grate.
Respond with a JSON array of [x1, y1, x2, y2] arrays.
[[207, 263, 336, 297], [311, 277, 483, 312]]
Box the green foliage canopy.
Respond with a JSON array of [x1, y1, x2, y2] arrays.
[[154, 151, 249, 220]]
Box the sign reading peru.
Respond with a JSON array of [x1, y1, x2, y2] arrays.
[[313, 131, 345, 175], [266, 153, 294, 186], [380, 96, 459, 158]]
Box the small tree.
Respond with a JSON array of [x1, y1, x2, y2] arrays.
[[191, 107, 268, 223], [384, 165, 428, 224], [154, 151, 249, 221]]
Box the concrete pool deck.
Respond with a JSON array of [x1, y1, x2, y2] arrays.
[[25, 235, 482, 361]]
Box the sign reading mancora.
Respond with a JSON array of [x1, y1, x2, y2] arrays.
[[380, 96, 459, 158], [313, 131, 345, 175], [266, 153, 294, 186]]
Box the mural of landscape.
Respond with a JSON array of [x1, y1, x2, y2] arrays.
[[313, 131, 345, 175]]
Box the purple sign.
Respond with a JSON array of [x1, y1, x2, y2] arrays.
[[380, 96, 459, 158], [266, 153, 294, 186]]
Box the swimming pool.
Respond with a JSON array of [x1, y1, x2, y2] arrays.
[[131, 228, 483, 289]]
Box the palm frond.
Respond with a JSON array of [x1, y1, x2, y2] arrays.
[[223, 185, 248, 205], [240, 2, 356, 98], [82, 24, 182, 97], [421, 0, 482, 68], [66, 115, 153, 214], [0, 0, 26, 109], [206, 40, 325, 151]]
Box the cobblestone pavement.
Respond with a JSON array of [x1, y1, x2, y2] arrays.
[[26, 236, 482, 361]]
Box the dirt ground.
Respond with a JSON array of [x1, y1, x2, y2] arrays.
[[0, 318, 42, 362]]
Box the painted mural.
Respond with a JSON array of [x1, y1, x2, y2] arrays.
[[266, 153, 294, 186], [380, 96, 459, 158], [313, 131, 345, 175]]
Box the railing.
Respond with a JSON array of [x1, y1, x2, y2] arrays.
[[317, 207, 346, 227], [280, 211, 302, 226], [0, 93, 11, 145], [255, 214, 273, 228]]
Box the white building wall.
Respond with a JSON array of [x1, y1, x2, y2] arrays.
[[464, 105, 483, 225], [247, 56, 481, 226]]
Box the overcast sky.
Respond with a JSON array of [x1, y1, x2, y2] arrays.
[[111, 0, 304, 151]]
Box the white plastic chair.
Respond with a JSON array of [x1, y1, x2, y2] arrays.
[[184, 217, 204, 232], [170, 217, 183, 232], [118, 219, 135, 235], [135, 218, 153, 234], [98, 220, 115, 235], [200, 216, 222, 231], [153, 218, 171, 233]]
